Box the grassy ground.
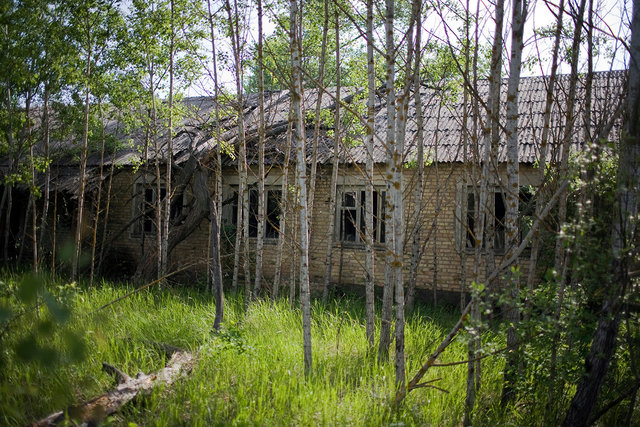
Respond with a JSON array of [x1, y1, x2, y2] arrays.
[[0, 271, 509, 426]]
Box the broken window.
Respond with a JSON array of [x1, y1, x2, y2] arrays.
[[460, 185, 533, 253], [132, 183, 183, 236], [227, 186, 282, 239], [337, 189, 385, 244]]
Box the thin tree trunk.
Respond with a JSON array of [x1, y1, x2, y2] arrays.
[[527, 0, 563, 293], [307, 0, 329, 225], [536, 2, 565, 420], [364, 0, 376, 350], [322, 14, 341, 303], [254, 0, 266, 298], [273, 115, 293, 300], [150, 58, 162, 283], [553, 0, 587, 302], [289, 211, 297, 305], [38, 85, 51, 268], [18, 196, 32, 265], [210, 199, 224, 330], [406, 0, 424, 315], [290, 0, 312, 373], [206, 0, 223, 231], [89, 101, 107, 286], [51, 177, 58, 280], [432, 103, 441, 307], [161, 0, 175, 280], [390, 0, 418, 389], [378, 0, 398, 364], [462, 4, 476, 424], [226, 0, 248, 299], [26, 94, 38, 273], [466, 0, 501, 417], [97, 144, 117, 276], [2, 52, 14, 263], [73, 20, 92, 281], [501, 0, 528, 406]]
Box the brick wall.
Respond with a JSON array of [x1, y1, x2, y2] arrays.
[[77, 162, 538, 292]]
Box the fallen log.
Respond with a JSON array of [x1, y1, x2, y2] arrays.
[[33, 349, 194, 426]]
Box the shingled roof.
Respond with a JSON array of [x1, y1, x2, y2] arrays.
[[52, 70, 632, 170], [2, 70, 626, 196], [230, 69, 627, 166]]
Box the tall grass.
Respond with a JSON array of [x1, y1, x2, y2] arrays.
[[0, 272, 509, 425]]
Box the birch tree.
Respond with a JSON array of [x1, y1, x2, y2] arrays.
[[289, 0, 312, 373], [501, 0, 528, 406], [322, 10, 341, 303], [378, 0, 397, 364], [253, 0, 266, 298], [225, 0, 250, 301], [364, 0, 376, 349]]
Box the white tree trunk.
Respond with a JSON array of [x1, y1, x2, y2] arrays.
[[322, 14, 341, 303], [290, 0, 312, 373], [307, 0, 329, 226], [254, 0, 266, 298], [501, 0, 528, 406], [378, 0, 397, 364], [273, 115, 293, 300], [364, 0, 376, 349]]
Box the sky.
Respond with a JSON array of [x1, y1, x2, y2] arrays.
[[187, 0, 632, 97]]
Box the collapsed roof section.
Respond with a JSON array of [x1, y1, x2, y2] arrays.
[[1, 70, 627, 197]]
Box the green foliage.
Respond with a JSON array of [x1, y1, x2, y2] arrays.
[[0, 272, 88, 426], [1, 268, 635, 425]]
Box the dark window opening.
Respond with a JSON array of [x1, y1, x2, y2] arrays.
[[339, 189, 385, 244], [234, 187, 282, 239], [465, 187, 531, 251], [135, 184, 183, 236]]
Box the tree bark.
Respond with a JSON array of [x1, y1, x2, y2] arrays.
[[38, 85, 51, 269], [210, 199, 224, 330], [72, 15, 92, 281], [364, 0, 376, 350], [273, 115, 293, 300], [322, 14, 341, 303], [254, 0, 266, 298], [378, 0, 397, 365], [307, 0, 329, 226], [226, 0, 248, 297], [90, 101, 107, 287], [501, 0, 528, 406], [161, 0, 175, 280], [290, 0, 313, 374], [34, 348, 193, 427], [406, 0, 424, 315]]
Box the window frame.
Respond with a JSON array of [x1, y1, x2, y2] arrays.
[[131, 180, 184, 238], [456, 182, 532, 254], [224, 185, 282, 242], [336, 187, 386, 246]]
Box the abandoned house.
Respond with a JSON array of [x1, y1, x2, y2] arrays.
[[0, 70, 626, 301]]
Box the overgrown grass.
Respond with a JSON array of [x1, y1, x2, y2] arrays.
[[0, 271, 510, 425]]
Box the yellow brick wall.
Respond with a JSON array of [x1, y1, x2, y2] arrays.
[[73, 162, 537, 292]]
